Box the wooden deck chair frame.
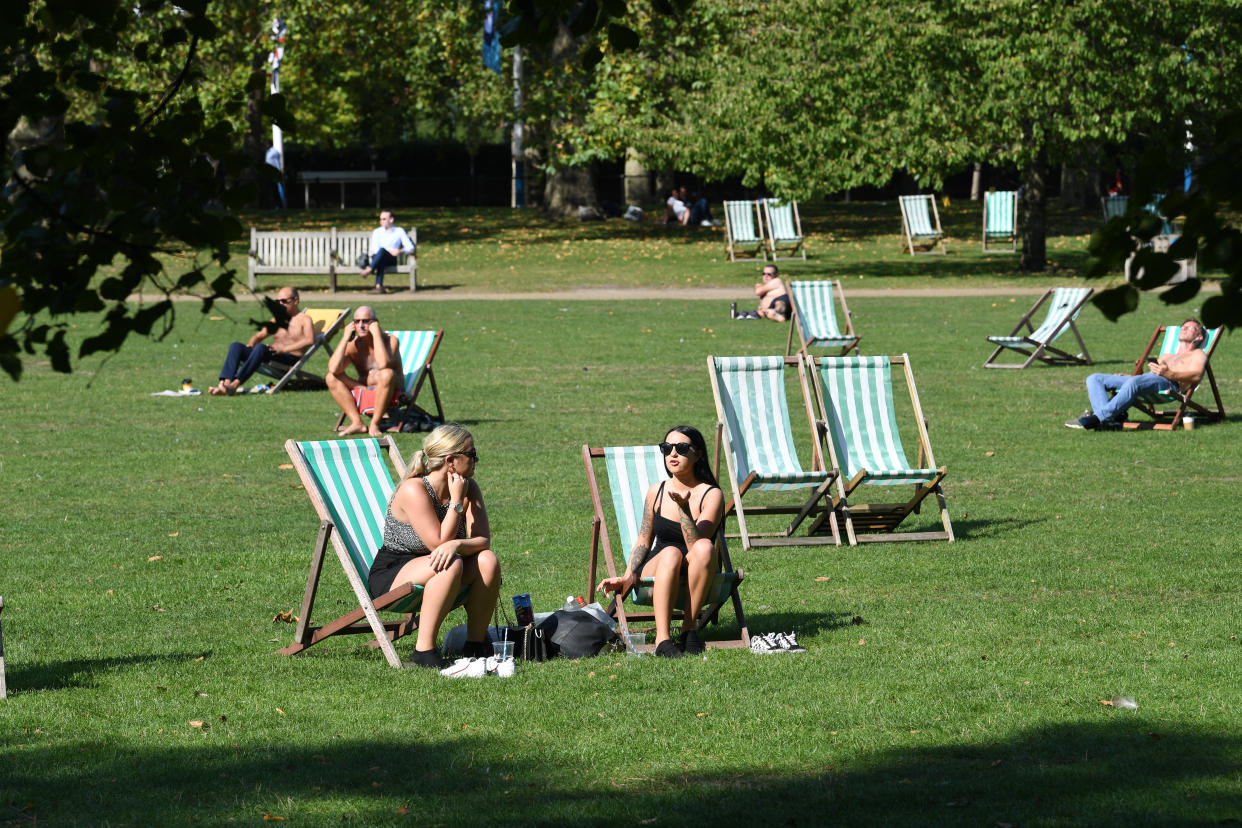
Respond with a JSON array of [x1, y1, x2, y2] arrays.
[[582, 445, 750, 651], [723, 200, 766, 262], [334, 329, 446, 432], [258, 307, 351, 394], [981, 190, 1018, 253], [1122, 323, 1225, 431], [983, 287, 1094, 369], [805, 354, 953, 545], [899, 194, 946, 255], [279, 436, 469, 668], [763, 199, 807, 261], [785, 280, 860, 357], [707, 355, 842, 550]]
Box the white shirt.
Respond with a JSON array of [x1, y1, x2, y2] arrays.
[[370, 225, 415, 256], [667, 195, 687, 217]]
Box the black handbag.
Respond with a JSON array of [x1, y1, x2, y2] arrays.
[[493, 603, 548, 662], [354, 252, 370, 269]]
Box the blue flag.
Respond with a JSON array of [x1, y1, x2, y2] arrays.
[[483, 0, 501, 75]]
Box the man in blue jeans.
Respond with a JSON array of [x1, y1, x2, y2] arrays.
[[210, 286, 314, 395], [359, 210, 415, 294], [1066, 318, 1208, 430]]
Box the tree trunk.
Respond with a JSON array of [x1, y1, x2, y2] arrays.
[[241, 48, 267, 208], [970, 162, 982, 200], [624, 147, 650, 206], [1020, 153, 1047, 272], [540, 22, 596, 218]]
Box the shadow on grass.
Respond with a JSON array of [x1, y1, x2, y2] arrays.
[[944, 516, 1047, 541], [5, 722, 1238, 824], [9, 651, 214, 693]]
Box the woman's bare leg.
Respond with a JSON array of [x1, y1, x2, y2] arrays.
[[642, 548, 683, 644], [460, 550, 501, 642], [388, 557, 464, 652], [682, 538, 717, 631]]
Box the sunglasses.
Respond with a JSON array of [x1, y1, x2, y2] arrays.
[[659, 441, 696, 458], [277, 297, 296, 304], [457, 449, 478, 461], [353, 318, 374, 325]]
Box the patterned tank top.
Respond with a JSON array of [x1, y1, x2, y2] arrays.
[[381, 477, 466, 553]]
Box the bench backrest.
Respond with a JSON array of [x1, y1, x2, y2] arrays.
[[250, 228, 416, 268]]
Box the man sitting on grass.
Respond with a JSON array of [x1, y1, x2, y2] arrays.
[[732, 264, 790, 321], [1066, 318, 1208, 430], [210, 286, 313, 396], [326, 306, 405, 436]]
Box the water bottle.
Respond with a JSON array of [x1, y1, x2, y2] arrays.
[[562, 595, 578, 612]]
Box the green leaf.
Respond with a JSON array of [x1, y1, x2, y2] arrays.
[[1091, 285, 1140, 322]]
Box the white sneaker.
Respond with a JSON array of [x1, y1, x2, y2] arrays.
[[773, 632, 807, 653], [749, 633, 782, 654], [485, 657, 516, 678], [440, 657, 486, 678]]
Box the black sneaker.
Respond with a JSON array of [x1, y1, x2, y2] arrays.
[[654, 639, 684, 659], [678, 628, 705, 655], [407, 648, 450, 669], [1065, 413, 1100, 430]]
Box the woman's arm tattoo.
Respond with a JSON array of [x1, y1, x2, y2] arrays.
[[677, 507, 702, 544]]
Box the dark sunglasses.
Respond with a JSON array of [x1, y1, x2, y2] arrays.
[[659, 441, 696, 458], [457, 449, 478, 461], [277, 297, 296, 304], [353, 318, 374, 324]]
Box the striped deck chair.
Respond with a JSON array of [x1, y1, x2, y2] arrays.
[[983, 287, 1094, 369], [723, 200, 765, 262], [1122, 323, 1225, 431], [279, 437, 469, 667], [335, 329, 445, 431], [582, 445, 749, 650], [707, 355, 841, 549], [1102, 195, 1129, 221], [807, 355, 952, 544], [982, 190, 1018, 253], [898, 194, 945, 255], [786, 280, 860, 357], [258, 307, 351, 393], [763, 199, 806, 261]]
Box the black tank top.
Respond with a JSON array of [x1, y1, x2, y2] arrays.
[[651, 480, 718, 553]]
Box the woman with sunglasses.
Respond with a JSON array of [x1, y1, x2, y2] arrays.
[[367, 423, 501, 668], [597, 426, 723, 658]]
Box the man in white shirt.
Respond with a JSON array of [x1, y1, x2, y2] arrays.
[[360, 210, 415, 295]]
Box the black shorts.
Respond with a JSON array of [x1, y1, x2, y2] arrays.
[[770, 295, 791, 320], [367, 545, 428, 598]]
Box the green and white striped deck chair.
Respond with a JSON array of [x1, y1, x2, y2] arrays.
[[786, 280, 860, 357], [984, 287, 1094, 369], [1122, 323, 1225, 431], [582, 445, 749, 650], [982, 190, 1018, 253], [280, 437, 469, 668], [808, 355, 952, 544], [723, 200, 765, 262], [898, 194, 945, 255], [763, 199, 806, 261], [707, 355, 841, 549], [335, 329, 446, 431], [1102, 195, 1129, 221]]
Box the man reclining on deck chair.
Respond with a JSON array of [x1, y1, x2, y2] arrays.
[[210, 286, 314, 396], [1065, 318, 1207, 431], [327, 306, 405, 436]]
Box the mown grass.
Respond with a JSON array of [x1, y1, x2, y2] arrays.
[[3, 209, 1241, 826]]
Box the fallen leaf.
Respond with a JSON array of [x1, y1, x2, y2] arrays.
[[276, 707, 286, 715], [168, 532, 179, 537], [148, 555, 164, 562], [189, 720, 205, 729], [397, 806, 409, 815], [695, 712, 708, 718], [1100, 699, 1115, 706], [815, 576, 831, 582], [985, 451, 994, 457], [263, 816, 286, 822], [209, 316, 225, 321], [278, 463, 293, 470], [858, 638, 866, 645], [272, 610, 298, 624]]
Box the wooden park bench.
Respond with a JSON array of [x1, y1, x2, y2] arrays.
[[248, 227, 418, 292], [296, 170, 388, 210]]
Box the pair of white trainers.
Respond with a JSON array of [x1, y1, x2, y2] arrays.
[[440, 656, 516, 678], [749, 631, 807, 654]]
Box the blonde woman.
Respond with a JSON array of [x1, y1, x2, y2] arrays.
[[367, 424, 501, 668]]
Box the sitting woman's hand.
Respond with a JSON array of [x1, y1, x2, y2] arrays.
[[668, 489, 691, 510], [447, 471, 468, 504], [596, 573, 635, 597], [428, 541, 461, 573]]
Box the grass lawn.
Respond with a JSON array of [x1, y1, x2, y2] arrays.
[[3, 205, 1241, 826]]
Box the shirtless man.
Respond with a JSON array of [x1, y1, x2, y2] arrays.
[[732, 264, 791, 321], [210, 286, 314, 395], [326, 306, 404, 436], [1066, 318, 1209, 430]]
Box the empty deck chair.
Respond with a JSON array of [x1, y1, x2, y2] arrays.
[[1122, 323, 1225, 430], [763, 199, 806, 261], [707, 355, 840, 550], [258, 307, 351, 393], [1102, 195, 1129, 221], [983, 287, 1094, 369], [982, 190, 1018, 253], [785, 280, 860, 357], [807, 354, 952, 544], [582, 444, 749, 650], [723, 200, 765, 262], [898, 194, 946, 255], [279, 437, 470, 668]]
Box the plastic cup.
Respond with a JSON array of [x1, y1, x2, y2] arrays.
[[494, 640, 514, 662], [625, 632, 646, 656], [1184, 416, 1196, 431]]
